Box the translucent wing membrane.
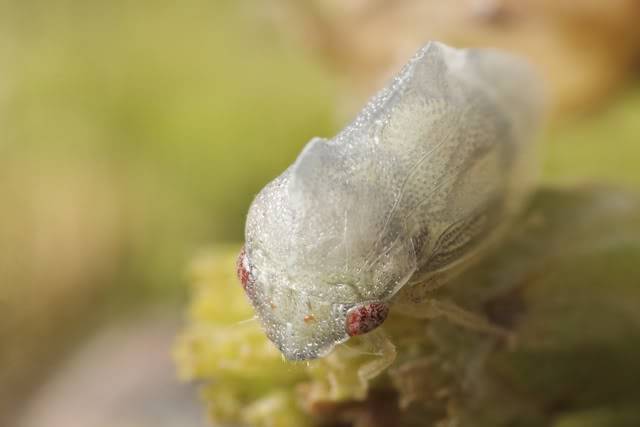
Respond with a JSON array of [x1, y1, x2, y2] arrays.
[[286, 42, 539, 296]]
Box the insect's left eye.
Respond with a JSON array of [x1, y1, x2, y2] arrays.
[[236, 245, 252, 289]]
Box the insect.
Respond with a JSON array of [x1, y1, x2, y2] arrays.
[[238, 41, 542, 361]]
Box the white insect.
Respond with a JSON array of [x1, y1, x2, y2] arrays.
[[237, 41, 542, 361]]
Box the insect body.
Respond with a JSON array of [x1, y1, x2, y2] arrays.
[[239, 41, 542, 360]]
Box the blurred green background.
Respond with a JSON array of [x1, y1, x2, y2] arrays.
[[0, 1, 337, 423], [0, 1, 639, 426]]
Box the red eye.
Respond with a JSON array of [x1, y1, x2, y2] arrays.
[[346, 302, 389, 336], [236, 246, 251, 289]]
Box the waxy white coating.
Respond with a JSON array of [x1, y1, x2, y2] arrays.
[[243, 42, 542, 360]]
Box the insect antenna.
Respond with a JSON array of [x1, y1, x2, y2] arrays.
[[231, 316, 259, 327]]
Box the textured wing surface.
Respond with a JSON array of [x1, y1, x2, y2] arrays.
[[284, 42, 541, 300]]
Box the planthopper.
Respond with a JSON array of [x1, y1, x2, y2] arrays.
[[237, 41, 543, 362]]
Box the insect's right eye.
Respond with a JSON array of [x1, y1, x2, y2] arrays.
[[236, 245, 252, 289], [345, 301, 389, 337]]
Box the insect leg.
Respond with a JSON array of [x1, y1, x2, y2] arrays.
[[355, 329, 397, 383], [397, 298, 515, 343]]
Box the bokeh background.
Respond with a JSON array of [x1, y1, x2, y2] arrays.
[[1, 1, 639, 426]]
